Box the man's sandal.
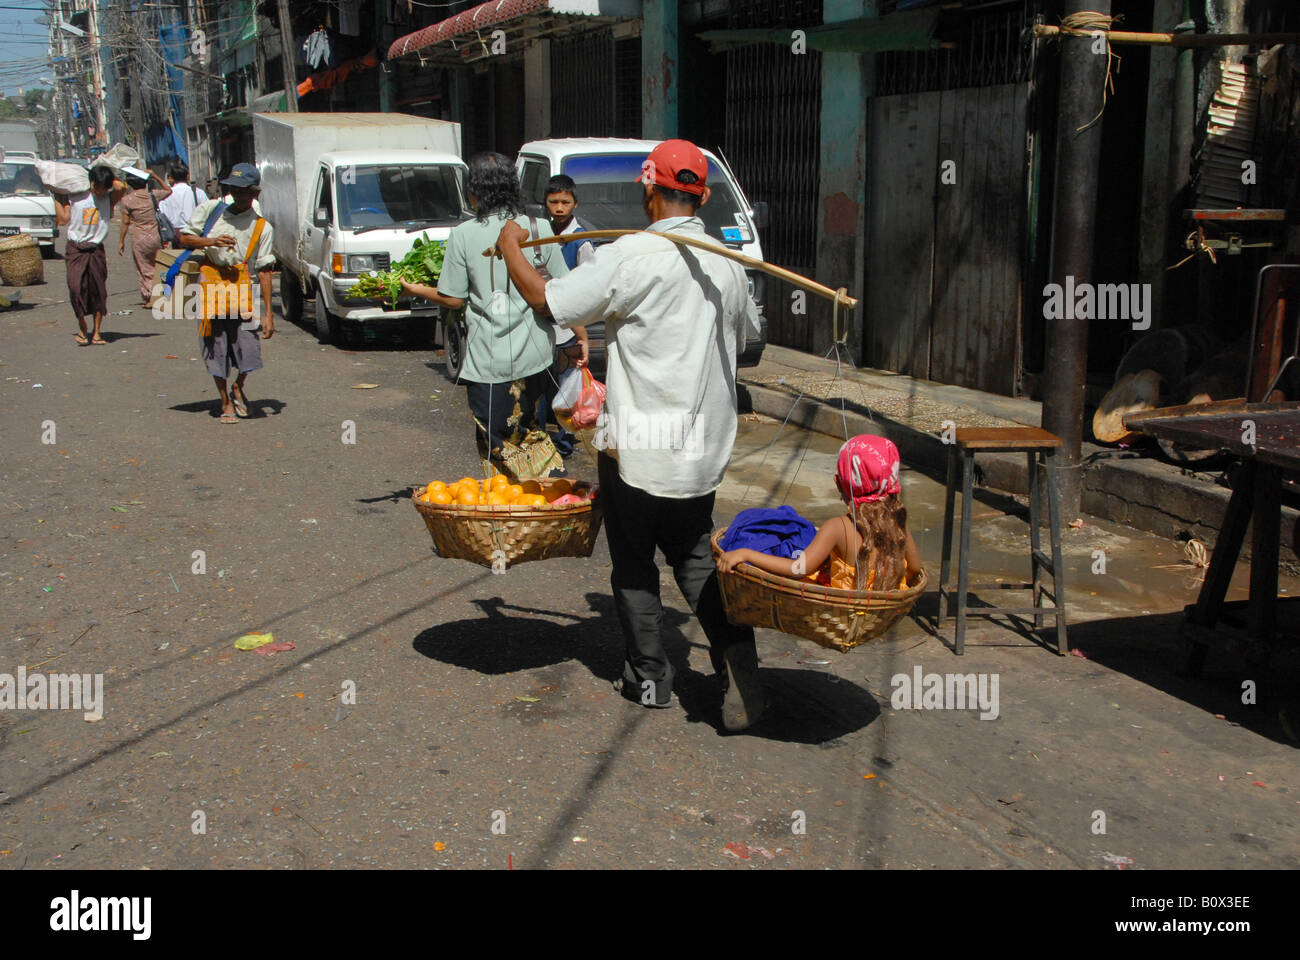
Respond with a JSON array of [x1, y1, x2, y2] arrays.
[[74, 333, 89, 345], [219, 412, 239, 424]]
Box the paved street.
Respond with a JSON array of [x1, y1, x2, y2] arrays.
[[1, 252, 1298, 870]]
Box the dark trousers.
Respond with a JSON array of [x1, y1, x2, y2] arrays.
[[464, 371, 548, 461], [598, 453, 755, 702]]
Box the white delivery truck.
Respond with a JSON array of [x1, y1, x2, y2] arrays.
[[254, 112, 469, 345]]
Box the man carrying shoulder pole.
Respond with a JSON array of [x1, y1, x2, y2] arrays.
[[496, 140, 765, 732]]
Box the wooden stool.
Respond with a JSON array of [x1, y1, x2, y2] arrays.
[[938, 427, 1068, 655]]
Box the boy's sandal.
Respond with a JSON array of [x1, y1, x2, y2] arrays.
[[232, 394, 249, 418], [90, 337, 108, 345], [74, 332, 89, 345], [219, 412, 240, 424]]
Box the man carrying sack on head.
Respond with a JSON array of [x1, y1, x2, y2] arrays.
[[178, 163, 275, 424], [496, 140, 765, 731]]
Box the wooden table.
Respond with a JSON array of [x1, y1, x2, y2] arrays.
[[1128, 407, 1300, 672]]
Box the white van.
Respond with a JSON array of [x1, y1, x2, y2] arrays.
[[514, 138, 769, 370], [0, 153, 58, 254], [254, 113, 469, 345]]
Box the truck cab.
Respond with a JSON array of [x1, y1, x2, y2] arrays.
[[515, 138, 769, 368], [294, 150, 470, 343]]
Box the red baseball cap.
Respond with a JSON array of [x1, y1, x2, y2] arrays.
[[636, 139, 708, 196]]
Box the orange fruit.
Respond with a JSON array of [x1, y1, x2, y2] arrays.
[[489, 474, 510, 491], [456, 486, 480, 505], [485, 492, 508, 505], [519, 494, 547, 506], [429, 489, 453, 506], [457, 476, 477, 489], [427, 481, 447, 493], [505, 484, 524, 501]]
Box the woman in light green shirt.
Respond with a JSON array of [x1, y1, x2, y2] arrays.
[[402, 152, 572, 462]]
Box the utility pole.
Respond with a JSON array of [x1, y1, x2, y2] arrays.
[[1042, 0, 1113, 518], [276, 0, 298, 111]]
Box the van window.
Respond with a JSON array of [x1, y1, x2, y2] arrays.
[[560, 154, 752, 244], [518, 158, 549, 205], [335, 165, 468, 230], [314, 169, 333, 221]]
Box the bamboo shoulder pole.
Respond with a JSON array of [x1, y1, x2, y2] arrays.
[[483, 229, 858, 310], [1033, 24, 1300, 47]]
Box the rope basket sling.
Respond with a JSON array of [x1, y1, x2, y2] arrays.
[[413, 477, 604, 570], [0, 234, 44, 285], [710, 529, 925, 653]]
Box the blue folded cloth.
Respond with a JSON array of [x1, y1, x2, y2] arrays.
[[720, 506, 817, 558]]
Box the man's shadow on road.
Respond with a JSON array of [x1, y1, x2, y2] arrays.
[[411, 590, 879, 743], [168, 398, 287, 419]]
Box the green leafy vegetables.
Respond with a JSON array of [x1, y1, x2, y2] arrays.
[[351, 233, 446, 307]]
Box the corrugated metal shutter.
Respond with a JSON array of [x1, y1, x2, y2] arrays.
[[723, 0, 823, 273], [551, 28, 615, 137]]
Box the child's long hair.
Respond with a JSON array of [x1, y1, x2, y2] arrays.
[[853, 494, 908, 590]]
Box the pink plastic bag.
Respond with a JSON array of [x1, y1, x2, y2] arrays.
[[570, 366, 606, 429]]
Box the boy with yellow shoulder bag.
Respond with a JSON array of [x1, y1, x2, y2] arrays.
[[178, 164, 276, 425]]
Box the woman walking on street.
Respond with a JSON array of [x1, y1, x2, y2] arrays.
[[398, 152, 572, 464], [117, 168, 172, 305]]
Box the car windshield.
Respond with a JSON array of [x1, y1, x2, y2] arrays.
[[556, 154, 753, 244], [0, 163, 44, 196], [335, 164, 469, 230]]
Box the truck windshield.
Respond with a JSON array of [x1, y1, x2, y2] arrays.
[[557, 154, 753, 245], [336, 165, 468, 231], [0, 163, 44, 196]]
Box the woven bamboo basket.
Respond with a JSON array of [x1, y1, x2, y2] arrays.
[[0, 234, 44, 286], [710, 529, 927, 652], [413, 479, 603, 569]]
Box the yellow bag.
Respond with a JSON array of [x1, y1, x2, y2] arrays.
[[197, 217, 265, 337]]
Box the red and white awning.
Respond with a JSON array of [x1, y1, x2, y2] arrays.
[[388, 0, 641, 64]]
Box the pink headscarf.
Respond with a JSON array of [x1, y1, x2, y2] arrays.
[[836, 435, 901, 504]]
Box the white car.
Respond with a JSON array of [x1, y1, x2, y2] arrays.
[[0, 155, 58, 253]]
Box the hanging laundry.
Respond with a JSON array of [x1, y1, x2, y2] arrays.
[[301, 28, 336, 70], [338, 0, 361, 36]]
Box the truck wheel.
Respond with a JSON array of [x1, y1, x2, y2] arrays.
[[314, 286, 339, 345], [444, 311, 466, 381], [280, 268, 304, 326]]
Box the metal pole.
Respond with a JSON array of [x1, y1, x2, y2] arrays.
[[276, 0, 299, 111], [1042, 0, 1112, 518]]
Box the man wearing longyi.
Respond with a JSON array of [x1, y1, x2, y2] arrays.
[[496, 139, 764, 731]]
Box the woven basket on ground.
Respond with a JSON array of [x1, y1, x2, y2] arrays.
[[413, 479, 603, 569], [710, 529, 927, 652], [0, 233, 43, 286]]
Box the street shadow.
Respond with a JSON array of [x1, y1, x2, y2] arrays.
[[167, 398, 286, 418], [411, 590, 881, 743], [100, 331, 161, 342], [357, 486, 419, 505], [244, 397, 285, 418], [1067, 608, 1300, 749]]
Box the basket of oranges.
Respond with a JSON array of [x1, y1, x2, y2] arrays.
[[412, 472, 603, 570]]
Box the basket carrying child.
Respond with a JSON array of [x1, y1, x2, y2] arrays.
[[719, 435, 923, 592]]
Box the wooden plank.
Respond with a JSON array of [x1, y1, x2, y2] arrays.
[[866, 93, 938, 378], [1135, 409, 1300, 470]]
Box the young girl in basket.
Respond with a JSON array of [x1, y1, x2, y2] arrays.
[[719, 435, 923, 590]]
